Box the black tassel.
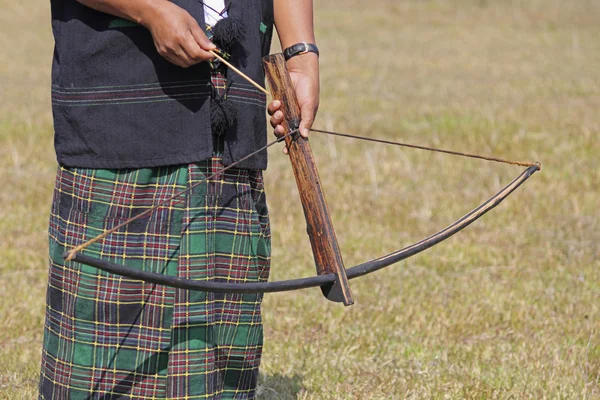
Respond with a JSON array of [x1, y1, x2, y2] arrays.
[[210, 97, 237, 136], [212, 17, 246, 51]]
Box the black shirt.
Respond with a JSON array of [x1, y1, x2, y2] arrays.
[[50, 0, 274, 170]]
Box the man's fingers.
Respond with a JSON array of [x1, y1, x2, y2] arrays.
[[154, 37, 192, 68], [269, 110, 284, 129], [269, 105, 285, 137], [299, 100, 318, 137], [179, 41, 203, 66], [190, 25, 217, 51], [186, 26, 216, 63], [181, 35, 214, 64], [299, 102, 317, 138], [273, 125, 286, 137], [267, 100, 281, 116]]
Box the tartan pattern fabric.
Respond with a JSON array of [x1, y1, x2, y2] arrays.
[[40, 157, 271, 399]]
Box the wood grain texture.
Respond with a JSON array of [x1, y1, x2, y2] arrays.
[[263, 53, 354, 306]]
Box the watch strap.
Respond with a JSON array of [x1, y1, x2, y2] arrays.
[[283, 42, 319, 61]]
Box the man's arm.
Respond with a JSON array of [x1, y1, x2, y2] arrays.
[[75, 0, 216, 68], [268, 0, 320, 143]]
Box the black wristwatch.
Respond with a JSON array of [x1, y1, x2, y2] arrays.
[[283, 42, 319, 61]]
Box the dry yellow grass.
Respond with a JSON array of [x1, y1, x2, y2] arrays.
[[1, 0, 599, 398]]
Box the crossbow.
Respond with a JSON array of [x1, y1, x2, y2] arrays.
[[65, 53, 541, 306]]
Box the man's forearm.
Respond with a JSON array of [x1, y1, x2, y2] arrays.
[[274, 0, 316, 49]]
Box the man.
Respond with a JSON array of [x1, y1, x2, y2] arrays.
[[40, 0, 318, 398]]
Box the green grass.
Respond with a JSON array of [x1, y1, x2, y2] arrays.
[[1, 0, 599, 398]]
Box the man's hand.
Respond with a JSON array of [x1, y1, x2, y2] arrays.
[[140, 1, 216, 68], [267, 53, 320, 154]]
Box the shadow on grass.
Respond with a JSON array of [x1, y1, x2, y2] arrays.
[[257, 373, 304, 399]]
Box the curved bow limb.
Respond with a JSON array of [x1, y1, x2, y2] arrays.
[[67, 164, 540, 295]]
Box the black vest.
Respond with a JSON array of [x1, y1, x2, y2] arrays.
[[50, 0, 274, 169]]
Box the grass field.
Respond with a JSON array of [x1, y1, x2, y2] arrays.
[[1, 0, 599, 398]]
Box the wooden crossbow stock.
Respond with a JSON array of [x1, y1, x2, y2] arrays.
[[65, 53, 541, 306]]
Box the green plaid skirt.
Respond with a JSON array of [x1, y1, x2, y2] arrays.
[[39, 156, 271, 399]]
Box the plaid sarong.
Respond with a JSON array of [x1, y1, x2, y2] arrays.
[[39, 157, 271, 399]]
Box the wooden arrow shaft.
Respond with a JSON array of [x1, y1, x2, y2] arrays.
[[263, 53, 354, 306]]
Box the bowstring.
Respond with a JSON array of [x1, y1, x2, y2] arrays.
[[310, 128, 541, 169], [65, 129, 297, 261]]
